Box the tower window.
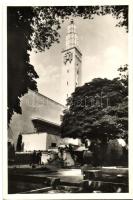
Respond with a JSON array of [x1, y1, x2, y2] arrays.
[[67, 81, 68, 85], [67, 69, 69, 73], [77, 70, 79, 74]]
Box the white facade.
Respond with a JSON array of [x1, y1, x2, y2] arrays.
[[61, 20, 82, 105], [22, 132, 47, 151], [22, 132, 80, 152]]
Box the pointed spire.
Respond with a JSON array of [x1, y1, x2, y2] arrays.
[[66, 19, 79, 49]]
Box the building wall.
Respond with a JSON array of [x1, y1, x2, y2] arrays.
[[46, 134, 80, 149], [46, 133, 62, 149], [9, 90, 65, 148], [22, 132, 63, 151], [22, 132, 47, 151], [22, 132, 80, 152]]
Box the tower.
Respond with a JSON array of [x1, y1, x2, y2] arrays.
[[61, 19, 82, 105]]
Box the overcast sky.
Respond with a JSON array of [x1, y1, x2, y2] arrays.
[[30, 14, 128, 104]]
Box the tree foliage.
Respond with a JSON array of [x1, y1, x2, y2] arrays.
[[16, 133, 22, 151], [117, 64, 128, 88], [30, 6, 128, 52], [61, 66, 128, 141], [8, 6, 128, 123], [8, 7, 38, 122]]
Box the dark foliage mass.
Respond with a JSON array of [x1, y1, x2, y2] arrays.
[[8, 7, 39, 122], [8, 6, 128, 123], [16, 133, 22, 151], [61, 66, 128, 141]]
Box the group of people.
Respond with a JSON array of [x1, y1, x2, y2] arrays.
[[57, 145, 76, 166], [31, 150, 42, 165]]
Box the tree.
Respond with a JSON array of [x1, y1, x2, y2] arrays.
[[16, 133, 22, 151], [8, 6, 128, 123], [8, 7, 38, 123], [61, 68, 128, 142], [117, 64, 128, 89]]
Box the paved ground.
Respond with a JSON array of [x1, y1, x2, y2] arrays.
[[8, 165, 128, 193], [30, 168, 83, 183], [8, 167, 83, 193]]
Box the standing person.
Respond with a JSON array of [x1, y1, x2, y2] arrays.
[[32, 150, 36, 165], [58, 147, 62, 159], [68, 144, 74, 160], [58, 147, 64, 167], [38, 150, 42, 165], [62, 149, 67, 165], [58, 147, 64, 160]]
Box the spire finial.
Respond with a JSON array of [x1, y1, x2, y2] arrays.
[[66, 19, 79, 49]]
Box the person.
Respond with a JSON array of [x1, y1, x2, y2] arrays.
[[68, 144, 74, 160], [90, 140, 101, 166], [63, 148, 75, 167], [58, 147, 64, 160], [83, 149, 93, 165], [37, 150, 42, 165], [32, 150, 36, 165]]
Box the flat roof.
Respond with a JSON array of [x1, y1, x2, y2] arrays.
[[22, 117, 61, 136]]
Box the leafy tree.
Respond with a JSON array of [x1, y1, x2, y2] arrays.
[[16, 133, 22, 151], [118, 64, 128, 89], [61, 68, 128, 142], [8, 6, 128, 123], [8, 7, 38, 123]]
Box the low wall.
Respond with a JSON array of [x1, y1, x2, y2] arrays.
[[15, 152, 32, 165], [14, 152, 51, 165]]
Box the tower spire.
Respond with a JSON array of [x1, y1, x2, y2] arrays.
[[61, 19, 82, 105], [66, 19, 79, 49]]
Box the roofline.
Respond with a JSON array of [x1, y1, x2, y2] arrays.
[[28, 89, 65, 108], [22, 132, 37, 135], [32, 117, 60, 127], [62, 46, 82, 56], [22, 118, 60, 135]]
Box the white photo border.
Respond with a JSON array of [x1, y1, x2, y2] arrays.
[[2, 0, 133, 199]]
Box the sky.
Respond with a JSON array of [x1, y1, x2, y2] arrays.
[[30, 14, 128, 104]]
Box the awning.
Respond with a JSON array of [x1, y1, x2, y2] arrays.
[[31, 118, 61, 136]]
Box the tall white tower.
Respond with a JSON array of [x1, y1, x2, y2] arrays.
[[61, 19, 82, 105]]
